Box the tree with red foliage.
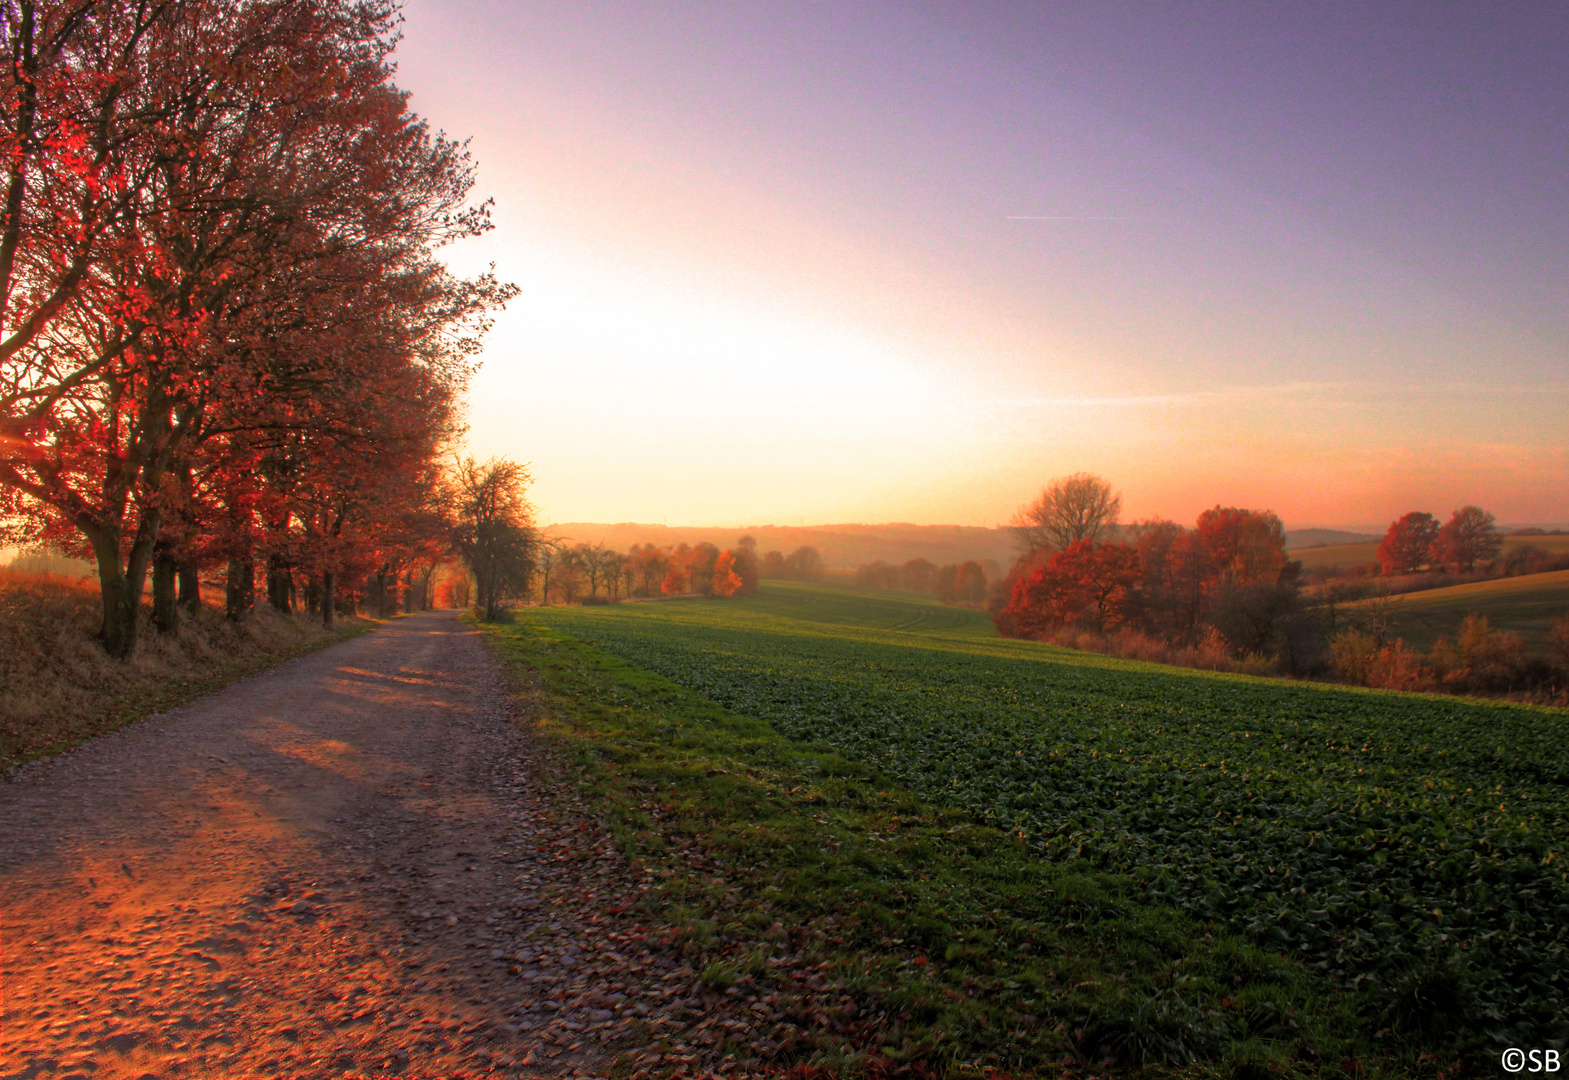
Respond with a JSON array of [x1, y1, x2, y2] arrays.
[[686, 542, 720, 595], [712, 550, 742, 598], [1001, 540, 1140, 635], [660, 543, 691, 596], [1377, 511, 1440, 574], [0, 0, 510, 655], [1433, 505, 1501, 572], [1194, 506, 1289, 587], [1126, 519, 1206, 642], [998, 502, 1305, 661]]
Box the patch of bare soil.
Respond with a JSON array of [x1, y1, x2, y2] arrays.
[[0, 612, 696, 1079]]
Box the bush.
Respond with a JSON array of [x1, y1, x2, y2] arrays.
[[1428, 614, 1527, 692], [1035, 624, 1276, 677], [1328, 628, 1431, 692], [1328, 627, 1379, 685], [1551, 614, 1569, 669]]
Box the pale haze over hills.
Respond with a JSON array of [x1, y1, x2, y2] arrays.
[[541, 522, 1389, 570]]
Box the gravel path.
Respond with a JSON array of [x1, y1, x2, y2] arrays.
[[0, 611, 689, 1080]]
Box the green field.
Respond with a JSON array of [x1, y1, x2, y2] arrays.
[[487, 584, 1568, 1072], [1293, 533, 1569, 571], [1358, 569, 1569, 653]]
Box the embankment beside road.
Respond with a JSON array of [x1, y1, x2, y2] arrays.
[[0, 569, 373, 769]]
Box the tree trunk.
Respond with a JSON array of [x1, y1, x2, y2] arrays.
[[88, 512, 160, 660], [178, 564, 201, 613], [322, 571, 336, 628], [92, 532, 137, 659], [372, 567, 397, 618], [226, 556, 255, 621], [474, 566, 490, 619], [266, 554, 293, 613], [152, 546, 179, 635]]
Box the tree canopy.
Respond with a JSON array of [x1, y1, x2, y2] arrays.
[[0, 0, 514, 655]]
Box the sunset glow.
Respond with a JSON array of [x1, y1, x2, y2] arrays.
[[4, 8, 1568, 1070], [394, 1, 1569, 529]]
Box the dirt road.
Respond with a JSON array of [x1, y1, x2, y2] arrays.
[[1, 611, 683, 1079]]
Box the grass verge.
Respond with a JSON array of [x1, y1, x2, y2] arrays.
[[480, 616, 1452, 1080], [0, 570, 376, 769]]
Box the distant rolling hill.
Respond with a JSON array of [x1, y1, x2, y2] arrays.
[[1294, 533, 1569, 571], [545, 522, 1019, 571], [1283, 528, 1381, 550], [547, 523, 1548, 572]]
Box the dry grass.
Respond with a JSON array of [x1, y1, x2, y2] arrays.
[[0, 568, 374, 768], [1031, 623, 1281, 676]]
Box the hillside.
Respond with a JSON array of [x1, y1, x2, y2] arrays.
[[486, 581, 1569, 1066], [1357, 567, 1569, 652], [1294, 532, 1569, 571], [1282, 527, 1381, 549], [545, 521, 1018, 570], [546, 521, 1395, 570], [544, 523, 1439, 569]]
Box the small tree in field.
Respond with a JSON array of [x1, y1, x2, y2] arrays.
[[1377, 512, 1440, 574], [1434, 506, 1502, 572], [452, 457, 535, 621]]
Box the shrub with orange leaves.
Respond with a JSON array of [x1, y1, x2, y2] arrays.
[[1428, 614, 1527, 692], [711, 551, 743, 598], [660, 561, 688, 596]]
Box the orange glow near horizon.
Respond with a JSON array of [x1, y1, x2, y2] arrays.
[[393, 2, 1569, 533]]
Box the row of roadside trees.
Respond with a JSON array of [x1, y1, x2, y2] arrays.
[[509, 538, 832, 606], [449, 535, 846, 611], [0, 0, 512, 655]]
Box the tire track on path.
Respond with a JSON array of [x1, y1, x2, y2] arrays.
[[1, 610, 683, 1079]]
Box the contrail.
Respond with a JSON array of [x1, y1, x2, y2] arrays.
[[1006, 215, 1132, 220]]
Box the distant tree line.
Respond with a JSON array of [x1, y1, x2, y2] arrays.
[[519, 535, 762, 606], [991, 473, 1569, 701], [854, 558, 989, 605], [1369, 506, 1569, 583], [760, 545, 825, 581]]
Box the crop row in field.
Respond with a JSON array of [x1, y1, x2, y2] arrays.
[[534, 584, 1569, 1047]]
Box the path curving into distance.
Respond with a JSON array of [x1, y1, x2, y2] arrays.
[[1, 611, 682, 1080]]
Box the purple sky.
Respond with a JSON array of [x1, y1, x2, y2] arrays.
[[394, 1, 1568, 528]]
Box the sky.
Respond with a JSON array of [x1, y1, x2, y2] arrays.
[[392, 1, 1569, 530]]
